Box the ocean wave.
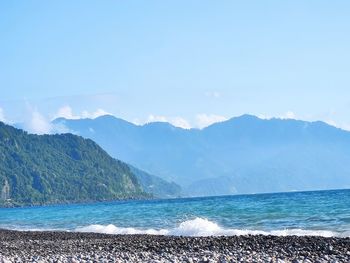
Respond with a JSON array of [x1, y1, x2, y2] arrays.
[[75, 217, 349, 238]]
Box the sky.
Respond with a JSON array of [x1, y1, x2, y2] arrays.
[[1, 1, 350, 133]]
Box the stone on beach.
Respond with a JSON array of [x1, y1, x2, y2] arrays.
[[0, 229, 349, 262]]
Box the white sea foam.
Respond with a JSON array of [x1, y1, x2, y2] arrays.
[[75, 217, 349, 238], [76, 224, 168, 235]]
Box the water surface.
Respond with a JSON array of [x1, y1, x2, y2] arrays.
[[0, 189, 349, 237]]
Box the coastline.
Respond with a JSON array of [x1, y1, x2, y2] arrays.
[[2, 188, 348, 209], [0, 229, 349, 262]]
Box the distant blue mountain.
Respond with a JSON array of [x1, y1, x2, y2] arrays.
[[53, 115, 350, 196]]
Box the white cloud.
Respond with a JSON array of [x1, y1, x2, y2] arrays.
[[284, 111, 296, 119], [52, 122, 73, 134], [170, 117, 191, 129], [258, 111, 297, 120], [147, 114, 168, 123], [324, 119, 337, 127], [341, 123, 350, 131], [195, 114, 228, 128], [54, 106, 111, 120], [323, 119, 350, 131], [0, 107, 6, 123], [146, 114, 191, 129], [258, 114, 272, 120], [131, 118, 141, 125], [81, 108, 111, 119], [54, 105, 80, 119], [25, 110, 53, 135], [21, 106, 72, 135], [257, 111, 350, 131], [144, 114, 228, 129]]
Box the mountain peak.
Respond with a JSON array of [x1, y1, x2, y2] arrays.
[[203, 114, 261, 130], [143, 121, 176, 129], [94, 114, 117, 121], [230, 114, 261, 122]]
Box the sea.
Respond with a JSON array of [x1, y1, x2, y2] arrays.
[[0, 189, 349, 237]]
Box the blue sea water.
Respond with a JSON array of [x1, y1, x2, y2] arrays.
[[0, 189, 349, 237]]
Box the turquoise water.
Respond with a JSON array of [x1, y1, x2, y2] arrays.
[[0, 189, 349, 237]]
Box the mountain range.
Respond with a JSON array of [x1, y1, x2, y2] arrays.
[[53, 114, 350, 196]]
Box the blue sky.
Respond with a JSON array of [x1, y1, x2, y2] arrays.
[[1, 1, 350, 131]]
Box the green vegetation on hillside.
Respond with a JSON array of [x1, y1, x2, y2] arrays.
[[0, 122, 148, 207], [130, 166, 182, 198]]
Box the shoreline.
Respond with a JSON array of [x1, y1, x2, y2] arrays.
[[1, 188, 349, 209], [0, 229, 349, 262]]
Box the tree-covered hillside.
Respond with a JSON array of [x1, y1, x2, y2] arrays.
[[0, 122, 148, 207], [129, 166, 182, 198]]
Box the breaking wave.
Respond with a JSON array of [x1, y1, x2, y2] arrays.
[[75, 217, 349, 238]]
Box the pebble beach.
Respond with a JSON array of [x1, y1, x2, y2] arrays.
[[0, 229, 349, 263]]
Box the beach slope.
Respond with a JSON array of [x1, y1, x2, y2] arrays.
[[0, 229, 349, 262]]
